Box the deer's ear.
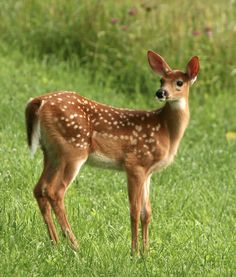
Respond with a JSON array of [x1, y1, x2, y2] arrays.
[[186, 56, 199, 84], [147, 51, 172, 76]]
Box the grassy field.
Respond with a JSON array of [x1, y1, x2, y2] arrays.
[[0, 1, 236, 276], [1, 51, 236, 277]]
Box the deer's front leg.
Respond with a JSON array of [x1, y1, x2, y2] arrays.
[[126, 167, 146, 255], [141, 175, 152, 252]]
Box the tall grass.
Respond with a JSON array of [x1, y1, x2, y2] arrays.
[[0, 0, 236, 93]]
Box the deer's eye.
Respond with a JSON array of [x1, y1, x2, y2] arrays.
[[176, 80, 183, 87]]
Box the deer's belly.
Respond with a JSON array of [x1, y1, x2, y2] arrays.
[[149, 154, 175, 173], [87, 151, 123, 170]]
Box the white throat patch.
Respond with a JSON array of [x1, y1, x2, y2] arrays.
[[170, 98, 186, 110]]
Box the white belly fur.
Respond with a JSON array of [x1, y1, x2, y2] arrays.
[[87, 152, 122, 170], [87, 152, 175, 173], [149, 154, 175, 174]]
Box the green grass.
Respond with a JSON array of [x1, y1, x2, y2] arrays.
[[0, 50, 236, 276]]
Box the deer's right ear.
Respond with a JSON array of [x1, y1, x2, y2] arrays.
[[147, 50, 172, 76]]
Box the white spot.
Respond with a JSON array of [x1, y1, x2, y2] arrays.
[[130, 137, 138, 145], [133, 131, 138, 137], [135, 125, 142, 132]]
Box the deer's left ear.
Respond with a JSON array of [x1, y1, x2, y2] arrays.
[[147, 50, 172, 77], [186, 56, 200, 85]]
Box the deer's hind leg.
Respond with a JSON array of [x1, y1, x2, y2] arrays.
[[43, 157, 87, 249], [34, 147, 87, 249], [33, 155, 59, 244]]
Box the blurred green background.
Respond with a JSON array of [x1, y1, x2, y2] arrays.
[[1, 0, 236, 93]]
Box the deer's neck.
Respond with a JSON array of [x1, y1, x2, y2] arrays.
[[160, 98, 190, 152]]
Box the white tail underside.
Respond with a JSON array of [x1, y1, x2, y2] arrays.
[[30, 119, 41, 157]]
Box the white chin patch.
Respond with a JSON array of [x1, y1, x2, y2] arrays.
[[156, 97, 166, 102], [170, 98, 186, 110]]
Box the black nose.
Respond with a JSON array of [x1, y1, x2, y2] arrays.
[[156, 89, 168, 99]]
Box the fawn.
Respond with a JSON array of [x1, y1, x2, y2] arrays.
[[25, 51, 199, 254]]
